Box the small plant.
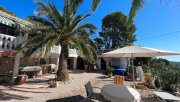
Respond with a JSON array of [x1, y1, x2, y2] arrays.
[[126, 66, 134, 79], [144, 72, 155, 88], [106, 67, 114, 72], [106, 67, 114, 78]]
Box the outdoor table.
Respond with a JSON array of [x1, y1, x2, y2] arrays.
[[154, 92, 180, 102], [19, 66, 42, 78], [101, 84, 141, 102]]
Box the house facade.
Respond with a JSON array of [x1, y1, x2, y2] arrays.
[[0, 11, 79, 83], [96, 49, 129, 70]]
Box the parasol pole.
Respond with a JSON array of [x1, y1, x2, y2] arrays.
[[132, 53, 135, 88]]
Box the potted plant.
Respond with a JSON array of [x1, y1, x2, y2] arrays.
[[126, 66, 133, 79], [106, 67, 114, 78], [84, 58, 96, 72]]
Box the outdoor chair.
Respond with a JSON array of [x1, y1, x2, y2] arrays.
[[114, 75, 124, 85], [84, 81, 110, 102], [154, 92, 180, 102]]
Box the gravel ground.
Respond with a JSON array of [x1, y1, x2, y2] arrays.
[[0, 70, 103, 102], [0, 70, 176, 102]]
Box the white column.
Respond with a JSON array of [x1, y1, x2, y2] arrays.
[[56, 57, 59, 72], [0, 35, 2, 49], [73, 57, 77, 69], [97, 57, 101, 70], [12, 54, 20, 84]]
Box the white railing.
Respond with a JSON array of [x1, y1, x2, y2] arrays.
[[69, 49, 78, 57], [49, 45, 61, 55], [0, 33, 17, 50], [49, 47, 79, 57], [0, 34, 78, 58]]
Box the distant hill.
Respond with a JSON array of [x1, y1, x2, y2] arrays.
[[170, 61, 180, 66]]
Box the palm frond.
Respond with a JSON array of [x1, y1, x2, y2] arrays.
[[91, 0, 100, 12], [70, 0, 84, 15], [70, 11, 91, 30], [128, 0, 144, 23], [77, 23, 97, 35], [41, 35, 59, 57], [35, 0, 64, 28], [48, 3, 64, 28], [27, 16, 55, 29]]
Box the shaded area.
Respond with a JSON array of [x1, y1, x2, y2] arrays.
[[14, 86, 46, 89], [46, 95, 86, 102], [0, 90, 29, 101], [68, 70, 85, 74], [8, 87, 50, 93], [96, 76, 109, 79], [141, 96, 159, 102], [27, 78, 55, 84]]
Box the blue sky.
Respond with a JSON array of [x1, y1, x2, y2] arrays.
[[1, 0, 180, 61]]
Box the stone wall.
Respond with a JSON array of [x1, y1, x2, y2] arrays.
[[0, 57, 14, 74], [20, 57, 57, 67]]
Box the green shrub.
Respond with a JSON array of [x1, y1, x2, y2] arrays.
[[160, 70, 178, 92], [144, 72, 155, 88], [126, 66, 134, 73], [106, 67, 114, 73], [154, 77, 161, 88]]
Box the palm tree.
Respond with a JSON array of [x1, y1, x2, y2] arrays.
[[128, 0, 144, 23], [19, 0, 98, 81], [19, 0, 144, 81], [92, 0, 145, 22]]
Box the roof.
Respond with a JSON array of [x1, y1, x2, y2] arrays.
[[0, 11, 32, 27]]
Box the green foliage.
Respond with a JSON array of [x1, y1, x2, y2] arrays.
[[144, 72, 155, 88], [39, 58, 46, 65], [20, 0, 98, 59], [154, 77, 161, 88], [159, 66, 179, 92], [134, 57, 151, 66], [94, 11, 136, 49], [84, 58, 96, 65], [18, 0, 99, 81], [147, 58, 180, 92], [126, 66, 134, 73], [128, 0, 144, 23], [91, 0, 100, 11], [0, 6, 16, 16], [106, 67, 114, 73]]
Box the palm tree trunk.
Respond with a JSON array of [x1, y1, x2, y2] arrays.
[[56, 44, 69, 81]]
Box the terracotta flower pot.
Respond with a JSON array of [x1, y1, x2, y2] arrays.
[[108, 72, 112, 78]]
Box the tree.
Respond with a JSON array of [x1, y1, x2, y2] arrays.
[[91, 0, 145, 23], [18, 0, 99, 81], [94, 11, 136, 49], [0, 6, 16, 16]]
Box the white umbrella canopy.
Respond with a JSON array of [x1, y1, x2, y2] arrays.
[[103, 45, 180, 57], [102, 45, 180, 88]]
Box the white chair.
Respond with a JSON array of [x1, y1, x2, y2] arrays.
[[154, 92, 180, 102]]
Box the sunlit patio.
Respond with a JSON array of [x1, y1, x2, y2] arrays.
[[0, 70, 161, 102]]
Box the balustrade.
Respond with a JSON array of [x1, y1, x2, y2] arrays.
[[0, 33, 16, 50]]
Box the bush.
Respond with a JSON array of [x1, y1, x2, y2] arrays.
[[106, 67, 114, 73], [144, 72, 155, 88], [141, 58, 180, 92], [126, 66, 134, 74], [154, 77, 161, 88], [160, 70, 178, 92]]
